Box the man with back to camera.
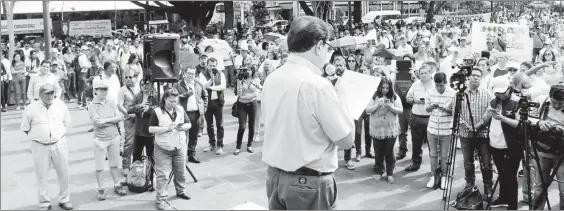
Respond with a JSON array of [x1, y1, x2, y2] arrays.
[[261, 16, 355, 210]]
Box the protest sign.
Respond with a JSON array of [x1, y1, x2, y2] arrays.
[[69, 20, 112, 37], [435, 13, 491, 23], [1, 18, 49, 35], [470, 22, 533, 62]]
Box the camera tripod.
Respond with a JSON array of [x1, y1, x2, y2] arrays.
[[442, 86, 477, 210]]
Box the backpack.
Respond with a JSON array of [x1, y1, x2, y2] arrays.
[[126, 157, 152, 193]]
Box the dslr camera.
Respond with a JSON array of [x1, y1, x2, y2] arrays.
[[237, 68, 250, 80]]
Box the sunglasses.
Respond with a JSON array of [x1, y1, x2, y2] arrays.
[[125, 76, 134, 79], [96, 88, 108, 91], [348, 60, 356, 62]]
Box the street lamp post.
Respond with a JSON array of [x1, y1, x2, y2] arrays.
[[43, 0, 52, 59]]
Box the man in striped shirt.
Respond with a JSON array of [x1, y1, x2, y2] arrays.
[[425, 72, 455, 189], [457, 68, 494, 199]]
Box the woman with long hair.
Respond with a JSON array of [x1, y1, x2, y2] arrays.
[[11, 53, 27, 109], [125, 54, 143, 90], [148, 88, 192, 210], [538, 49, 564, 86], [234, 66, 260, 155], [365, 77, 403, 183], [346, 55, 360, 72]]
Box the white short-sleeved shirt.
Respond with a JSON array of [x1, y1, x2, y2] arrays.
[[261, 55, 354, 173]]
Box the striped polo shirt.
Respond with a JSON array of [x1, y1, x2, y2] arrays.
[[426, 88, 456, 136]]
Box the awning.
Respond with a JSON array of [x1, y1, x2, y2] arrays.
[[0, 1, 167, 15]]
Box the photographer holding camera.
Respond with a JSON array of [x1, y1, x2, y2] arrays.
[[528, 83, 564, 210], [233, 66, 261, 155]]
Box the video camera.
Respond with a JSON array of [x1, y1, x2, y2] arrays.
[[449, 64, 473, 92], [521, 97, 564, 155]]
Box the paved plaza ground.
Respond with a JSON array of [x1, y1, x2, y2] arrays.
[[1, 88, 559, 210]]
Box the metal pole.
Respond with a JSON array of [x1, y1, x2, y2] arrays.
[[491, 1, 494, 22], [43, 0, 52, 59], [348, 1, 352, 29]]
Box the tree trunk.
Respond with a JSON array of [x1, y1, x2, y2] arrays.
[[425, 1, 436, 23], [353, 1, 361, 24], [3, 1, 16, 62], [224, 1, 234, 31]]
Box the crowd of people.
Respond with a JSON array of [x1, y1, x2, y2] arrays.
[[2, 7, 564, 211]]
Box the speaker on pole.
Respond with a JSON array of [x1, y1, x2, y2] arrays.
[[142, 33, 181, 83]]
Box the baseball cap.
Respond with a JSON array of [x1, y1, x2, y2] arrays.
[[491, 77, 510, 93], [93, 80, 109, 89], [39, 83, 59, 94], [422, 37, 430, 42], [544, 39, 552, 45], [80, 45, 89, 51]]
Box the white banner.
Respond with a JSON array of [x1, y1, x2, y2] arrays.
[[1, 18, 49, 35], [69, 20, 112, 37], [470, 22, 533, 62], [435, 13, 491, 23]]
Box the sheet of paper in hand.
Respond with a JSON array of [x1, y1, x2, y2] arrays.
[[335, 71, 381, 120]]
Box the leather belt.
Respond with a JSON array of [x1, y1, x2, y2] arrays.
[[33, 140, 59, 145], [186, 110, 199, 113], [293, 167, 333, 177], [412, 114, 430, 118]]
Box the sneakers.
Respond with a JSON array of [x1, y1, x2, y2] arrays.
[[157, 202, 177, 210], [441, 176, 447, 190], [518, 169, 524, 177], [203, 145, 216, 152], [373, 174, 382, 181], [354, 153, 362, 162], [215, 147, 223, 155], [97, 189, 107, 201], [490, 197, 509, 208], [387, 176, 395, 184], [114, 184, 127, 196], [344, 160, 355, 170], [16, 106, 21, 110], [365, 152, 375, 158], [426, 176, 435, 189]]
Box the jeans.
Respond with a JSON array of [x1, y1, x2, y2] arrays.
[[410, 114, 429, 166], [459, 137, 493, 185], [64, 72, 76, 99], [12, 78, 26, 106], [154, 144, 187, 204], [225, 65, 236, 86], [205, 100, 224, 147], [186, 111, 200, 156], [236, 101, 256, 149], [490, 147, 522, 209], [121, 118, 135, 169], [1, 80, 9, 107], [397, 109, 412, 154], [76, 72, 87, 105], [532, 154, 564, 210], [427, 133, 451, 174], [344, 114, 371, 160], [373, 137, 397, 176]]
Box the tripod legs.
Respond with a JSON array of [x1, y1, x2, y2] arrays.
[[168, 164, 198, 185], [531, 155, 564, 210]]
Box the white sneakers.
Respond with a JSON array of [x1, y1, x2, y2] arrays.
[[426, 176, 435, 189]]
